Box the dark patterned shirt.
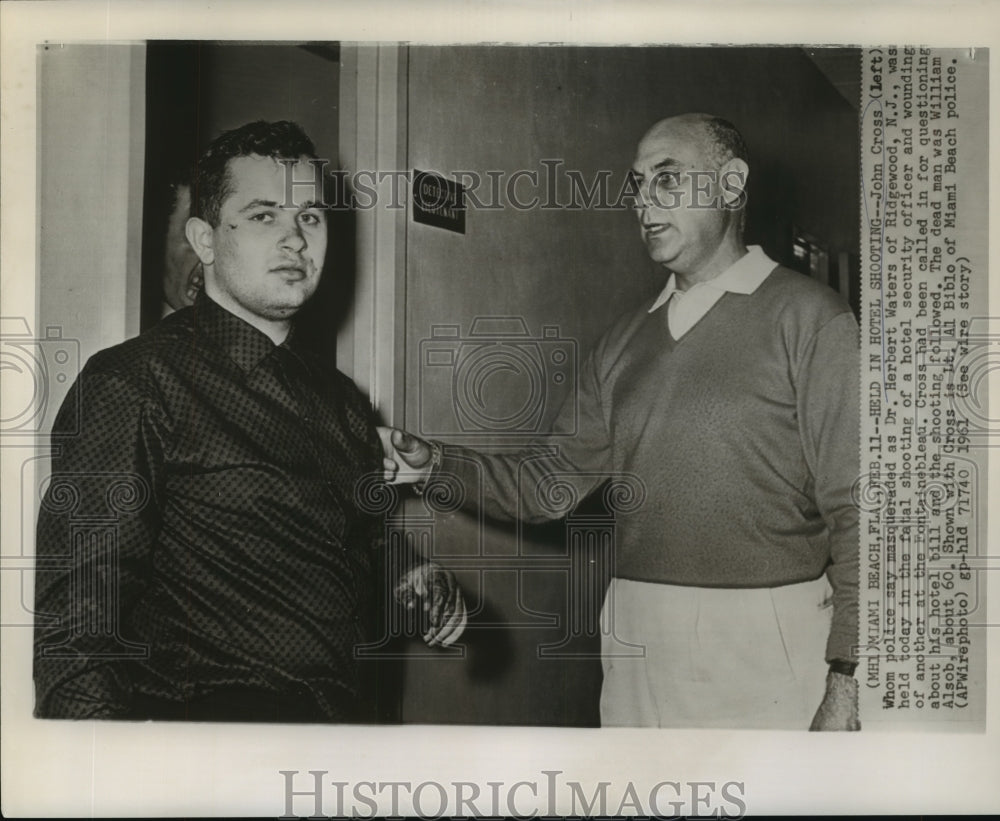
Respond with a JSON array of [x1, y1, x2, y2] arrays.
[[34, 293, 391, 722]]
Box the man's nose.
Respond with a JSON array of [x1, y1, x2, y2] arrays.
[[279, 219, 307, 252], [634, 193, 654, 220], [633, 181, 654, 213]]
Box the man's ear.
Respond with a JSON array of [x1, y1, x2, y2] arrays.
[[185, 216, 215, 266], [719, 157, 749, 211]]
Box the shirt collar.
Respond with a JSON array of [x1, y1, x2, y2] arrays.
[[648, 245, 778, 314], [193, 291, 299, 373]]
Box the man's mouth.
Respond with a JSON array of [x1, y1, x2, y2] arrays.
[[271, 263, 307, 278], [643, 224, 670, 238]]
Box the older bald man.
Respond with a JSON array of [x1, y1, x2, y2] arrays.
[[383, 114, 860, 730]]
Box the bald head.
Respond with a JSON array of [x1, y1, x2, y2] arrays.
[[639, 113, 748, 170]]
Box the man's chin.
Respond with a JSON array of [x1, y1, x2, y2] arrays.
[[645, 243, 681, 268], [266, 284, 318, 315], [260, 301, 310, 321]]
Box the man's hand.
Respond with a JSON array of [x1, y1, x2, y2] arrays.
[[377, 426, 435, 484], [394, 562, 468, 647], [809, 671, 861, 731]]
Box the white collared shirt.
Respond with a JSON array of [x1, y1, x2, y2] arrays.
[[648, 245, 778, 339]]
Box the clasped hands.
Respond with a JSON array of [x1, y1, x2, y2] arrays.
[[379, 426, 465, 647]]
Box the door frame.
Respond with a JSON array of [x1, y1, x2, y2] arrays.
[[337, 43, 409, 427]]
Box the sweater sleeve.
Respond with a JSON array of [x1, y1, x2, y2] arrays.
[[795, 311, 861, 664], [33, 365, 166, 718], [437, 343, 614, 524]]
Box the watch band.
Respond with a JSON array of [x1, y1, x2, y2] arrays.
[[411, 440, 443, 496], [829, 660, 858, 677]]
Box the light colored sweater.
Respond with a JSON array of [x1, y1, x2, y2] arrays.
[[440, 264, 860, 663]]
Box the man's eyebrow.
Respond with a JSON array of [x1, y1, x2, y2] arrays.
[[629, 158, 682, 179], [238, 198, 325, 212], [652, 158, 682, 171], [238, 199, 280, 213]]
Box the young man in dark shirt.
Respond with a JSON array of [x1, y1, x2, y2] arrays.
[[33, 120, 466, 723]]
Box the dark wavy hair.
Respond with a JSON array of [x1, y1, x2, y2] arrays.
[[192, 120, 318, 227]]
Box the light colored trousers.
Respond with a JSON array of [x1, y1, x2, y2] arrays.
[[599, 576, 832, 729]]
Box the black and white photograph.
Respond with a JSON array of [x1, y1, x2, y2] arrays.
[[1, 1, 996, 817]]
